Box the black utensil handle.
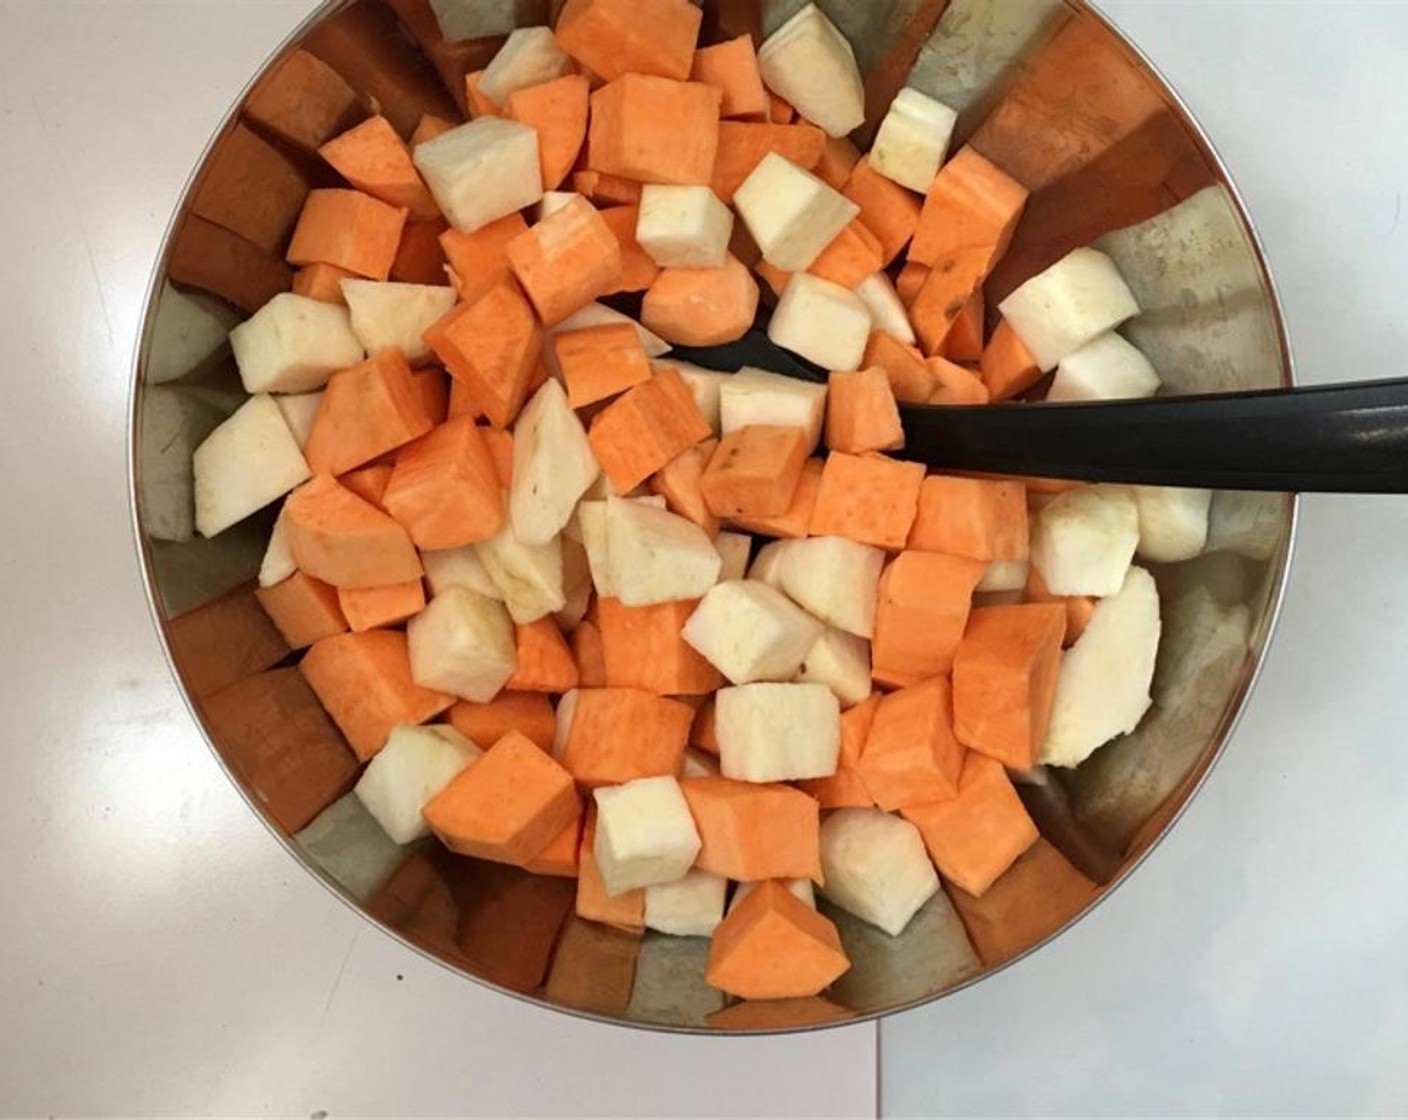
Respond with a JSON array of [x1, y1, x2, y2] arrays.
[[897, 378, 1408, 493]]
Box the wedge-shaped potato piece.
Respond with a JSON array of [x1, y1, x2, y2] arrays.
[[869, 88, 957, 193], [1047, 332, 1160, 401], [340, 279, 456, 365], [1030, 484, 1139, 597], [718, 367, 828, 452], [715, 682, 840, 782], [772, 535, 885, 639], [193, 395, 311, 538], [604, 496, 722, 608], [407, 586, 517, 702], [794, 627, 871, 707], [735, 153, 859, 272], [682, 581, 823, 685], [510, 379, 600, 546], [645, 870, 728, 937], [229, 292, 364, 394], [593, 775, 701, 895], [475, 523, 565, 624], [413, 117, 543, 234], [757, 4, 865, 139], [998, 248, 1140, 372], [1133, 486, 1212, 564], [354, 723, 482, 844], [818, 807, 938, 936]]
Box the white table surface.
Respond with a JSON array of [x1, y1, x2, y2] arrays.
[[0, 2, 1403, 1117]]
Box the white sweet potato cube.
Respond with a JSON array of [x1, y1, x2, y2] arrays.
[[146, 281, 240, 384], [413, 117, 543, 234], [1030, 485, 1140, 597], [475, 524, 566, 623], [644, 870, 728, 937], [1041, 566, 1161, 769], [718, 367, 828, 451], [637, 185, 734, 269], [605, 496, 723, 607], [682, 581, 824, 684], [713, 531, 752, 583], [1047, 332, 1161, 401], [193, 394, 311, 538], [854, 272, 916, 345], [420, 545, 504, 600], [772, 535, 886, 638], [757, 3, 866, 138], [819, 808, 939, 936], [274, 391, 323, 449], [406, 586, 517, 701], [554, 536, 593, 630], [747, 540, 788, 588], [1133, 486, 1212, 563], [354, 724, 482, 844], [977, 559, 1029, 593], [734, 152, 860, 272], [593, 776, 701, 895], [769, 273, 873, 372], [259, 508, 296, 588], [139, 385, 227, 542], [795, 627, 871, 707], [340, 280, 456, 365], [665, 362, 729, 434], [715, 682, 841, 782], [511, 379, 600, 546], [869, 88, 957, 193], [477, 26, 573, 105], [573, 496, 665, 594], [229, 292, 364, 394], [729, 878, 815, 913], [998, 248, 1141, 372]]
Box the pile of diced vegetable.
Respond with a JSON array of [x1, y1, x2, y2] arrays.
[[186, 0, 1213, 1004]]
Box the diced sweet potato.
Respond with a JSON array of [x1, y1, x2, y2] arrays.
[[340, 463, 393, 510], [439, 213, 527, 305], [424, 281, 542, 428], [560, 688, 693, 786], [572, 619, 608, 688], [573, 170, 645, 207], [507, 618, 580, 693], [448, 690, 556, 752], [858, 677, 965, 810], [691, 35, 768, 120], [642, 254, 759, 347], [1024, 567, 1096, 647], [939, 292, 985, 362], [730, 457, 822, 540], [808, 453, 925, 550], [464, 71, 499, 118], [381, 416, 505, 550], [871, 551, 988, 688], [244, 48, 367, 155], [681, 777, 821, 882], [699, 425, 808, 520], [553, 322, 652, 409], [909, 477, 1029, 562], [809, 220, 884, 289], [862, 331, 937, 404], [410, 113, 455, 147], [523, 814, 584, 878], [300, 629, 453, 759], [168, 215, 293, 313], [825, 368, 903, 455], [284, 475, 424, 589], [337, 579, 426, 633], [767, 92, 796, 124], [191, 123, 310, 256], [507, 196, 622, 326], [556, 0, 702, 82], [391, 219, 450, 286], [589, 75, 721, 186], [304, 350, 434, 477], [815, 135, 863, 190], [598, 597, 725, 696], [587, 368, 713, 493], [705, 879, 849, 1000], [711, 122, 826, 204], [796, 692, 879, 808], [576, 810, 645, 932], [925, 356, 991, 406], [841, 158, 921, 267], [895, 261, 929, 308], [319, 115, 439, 220], [287, 188, 408, 281], [256, 571, 349, 649], [909, 147, 1028, 269], [424, 730, 580, 863], [598, 206, 661, 294], [651, 439, 721, 536], [413, 367, 450, 425], [167, 583, 291, 698], [504, 74, 591, 191], [981, 320, 1044, 402], [292, 262, 357, 304]]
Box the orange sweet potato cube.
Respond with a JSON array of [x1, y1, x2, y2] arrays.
[[862, 332, 938, 404], [319, 115, 439, 221], [841, 158, 921, 267], [699, 425, 808, 520], [340, 464, 393, 510], [588, 74, 722, 187], [909, 476, 1029, 562], [507, 618, 580, 693], [336, 579, 426, 633], [895, 261, 929, 308], [796, 692, 880, 808], [939, 292, 985, 363], [576, 809, 645, 932], [909, 147, 1029, 270], [587, 367, 712, 492], [523, 813, 584, 878], [691, 35, 768, 120], [504, 74, 591, 192], [286, 188, 408, 281], [711, 121, 826, 203], [680, 777, 821, 882], [981, 319, 1044, 402], [926, 356, 991, 406], [597, 597, 724, 696], [507, 196, 623, 326], [410, 113, 455, 147], [391, 219, 451, 286], [556, 0, 702, 83], [872, 551, 989, 688], [902, 753, 1040, 898], [690, 695, 719, 755], [300, 629, 453, 760], [809, 219, 884, 289], [858, 677, 966, 810], [952, 603, 1066, 770], [244, 48, 367, 156], [825, 368, 904, 455], [256, 571, 349, 649], [730, 457, 822, 540], [705, 880, 850, 1000], [642, 254, 760, 347], [650, 439, 720, 536], [423, 731, 581, 864], [767, 92, 795, 124], [448, 690, 556, 752], [560, 687, 694, 786], [304, 350, 435, 477], [464, 70, 499, 118], [574, 171, 645, 208], [483, 426, 515, 489], [809, 452, 925, 550], [166, 583, 291, 698], [572, 620, 608, 688], [554, 322, 652, 409], [423, 282, 543, 428], [284, 476, 424, 590], [815, 135, 862, 190], [381, 416, 505, 550], [292, 262, 357, 304], [439, 213, 527, 305], [598, 205, 661, 295], [1025, 567, 1096, 648], [413, 367, 450, 425]]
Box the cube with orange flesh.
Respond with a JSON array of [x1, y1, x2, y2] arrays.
[[287, 189, 408, 281], [858, 677, 965, 811], [700, 425, 808, 521], [808, 453, 924, 550], [589, 75, 722, 187], [410, 113, 455, 147], [650, 439, 721, 537], [556, 0, 702, 82], [504, 74, 591, 191], [909, 147, 1029, 269], [767, 92, 796, 124], [256, 571, 348, 650], [463, 71, 498, 118], [680, 777, 822, 882], [300, 629, 453, 760], [506, 618, 580, 693], [381, 416, 505, 549], [642, 254, 759, 348], [796, 692, 879, 808], [939, 292, 985, 363], [293, 262, 357, 304], [815, 135, 862, 190], [572, 620, 608, 688], [554, 322, 652, 409], [808, 220, 884, 289], [559, 688, 693, 787], [690, 696, 718, 755], [304, 350, 434, 477], [926, 356, 991, 406], [825, 368, 903, 455], [895, 261, 929, 308], [754, 259, 791, 299], [413, 367, 449, 425], [336, 579, 426, 633], [597, 597, 724, 696], [573, 171, 645, 208], [447, 690, 556, 753], [423, 731, 580, 865], [439, 213, 527, 305], [482, 426, 515, 489], [711, 121, 826, 204], [523, 812, 584, 878], [340, 463, 393, 510], [587, 368, 713, 493], [863, 331, 938, 404], [447, 376, 482, 421], [284, 475, 424, 590], [730, 457, 822, 540], [691, 35, 768, 120], [392, 219, 450, 286], [423, 281, 542, 428], [902, 753, 1040, 898], [507, 196, 622, 326], [981, 319, 1044, 402], [576, 809, 645, 932], [871, 551, 988, 688], [908, 476, 1029, 562], [841, 158, 921, 267], [319, 115, 439, 221], [1024, 567, 1096, 648], [951, 603, 1066, 770], [705, 880, 850, 1000]]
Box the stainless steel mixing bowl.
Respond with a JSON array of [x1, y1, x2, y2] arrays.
[[129, 0, 1297, 1033]]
